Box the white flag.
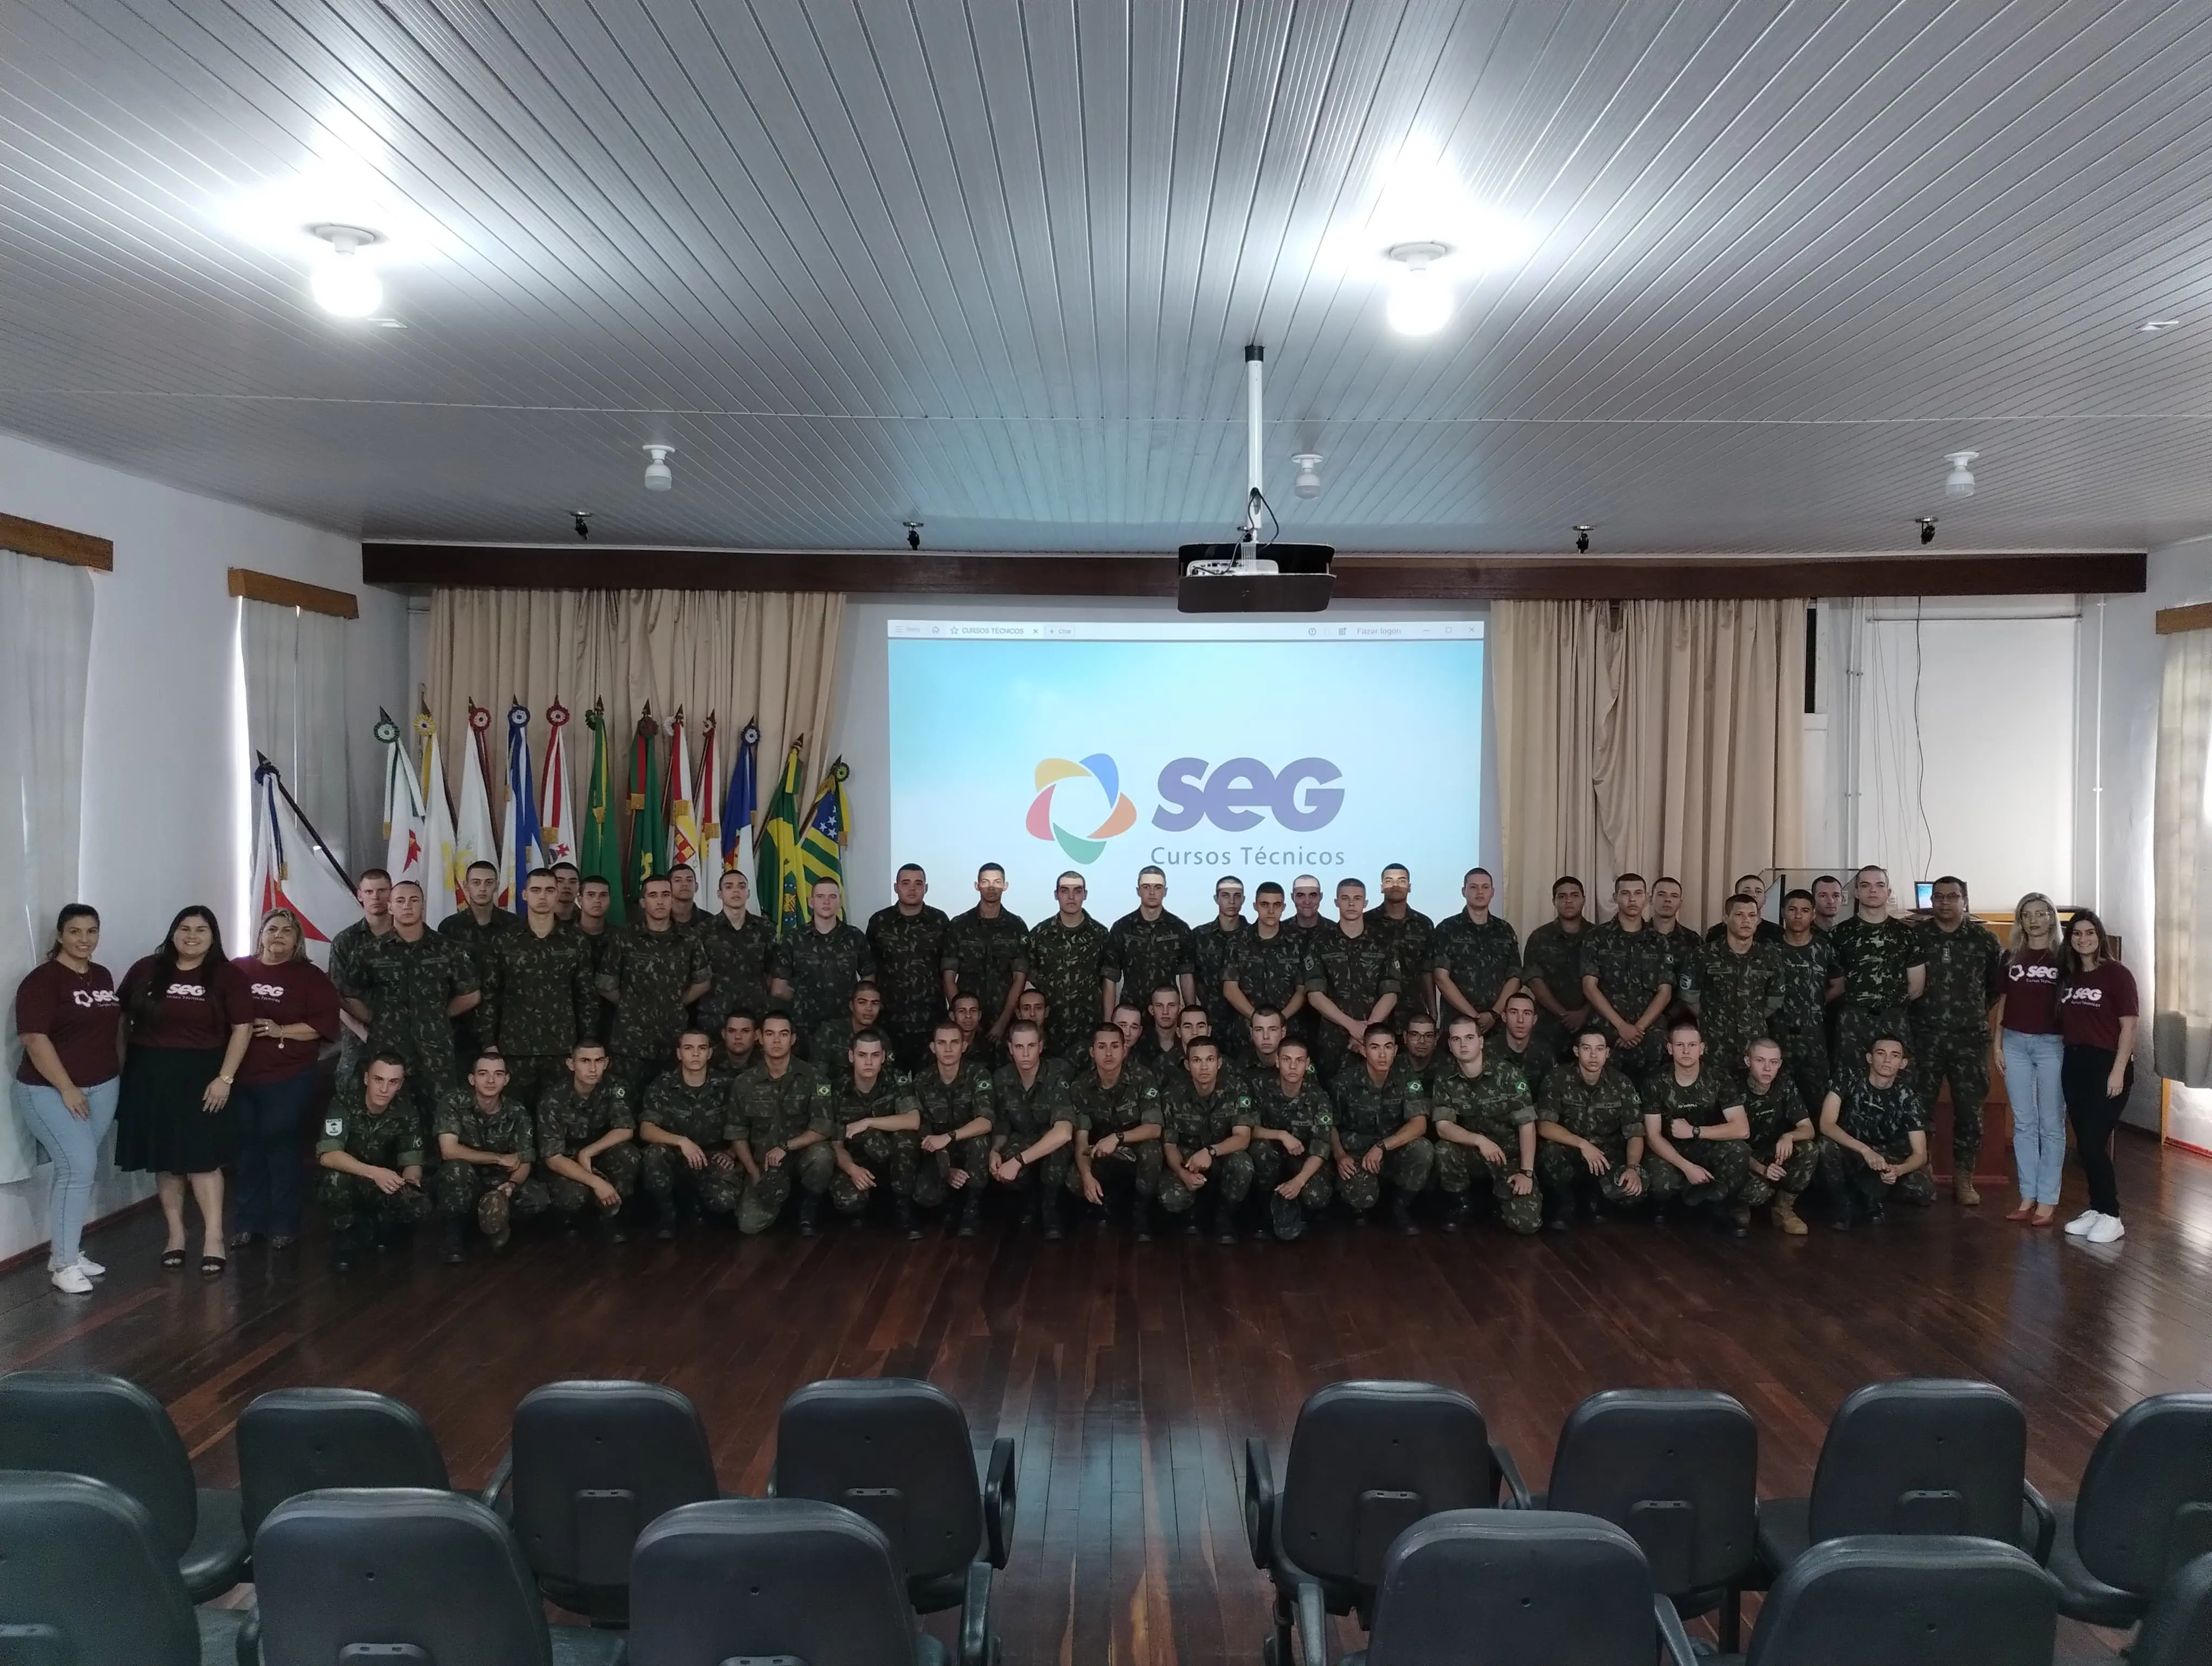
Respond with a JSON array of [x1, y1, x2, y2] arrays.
[[252, 765, 358, 969], [455, 704, 499, 906], [422, 724, 461, 927], [667, 710, 703, 873], [379, 714, 427, 889], [539, 701, 580, 868]]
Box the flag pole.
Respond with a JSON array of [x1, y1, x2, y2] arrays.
[[252, 752, 355, 890]]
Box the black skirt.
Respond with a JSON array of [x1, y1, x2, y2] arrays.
[[114, 1045, 236, 1174]]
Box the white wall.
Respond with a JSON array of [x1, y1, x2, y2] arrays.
[[0, 428, 402, 1261]]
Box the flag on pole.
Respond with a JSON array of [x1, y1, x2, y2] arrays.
[[580, 700, 626, 925], [499, 701, 543, 912], [758, 739, 806, 936], [666, 707, 703, 874], [455, 702, 500, 906], [419, 705, 461, 927], [376, 709, 427, 889], [696, 715, 721, 875], [796, 758, 852, 915], [722, 716, 760, 895], [539, 701, 579, 869], [626, 706, 665, 904], [252, 757, 357, 968]]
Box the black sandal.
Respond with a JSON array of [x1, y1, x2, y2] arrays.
[[159, 1249, 187, 1270], [198, 1255, 226, 1278]]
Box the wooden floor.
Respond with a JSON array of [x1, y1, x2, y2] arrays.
[[6, 1132, 2210, 1665]]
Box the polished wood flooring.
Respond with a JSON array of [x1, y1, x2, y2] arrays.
[[6, 1132, 2211, 1665]]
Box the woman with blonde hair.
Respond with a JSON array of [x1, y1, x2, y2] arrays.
[[227, 907, 340, 1252], [1994, 892, 2065, 1225]]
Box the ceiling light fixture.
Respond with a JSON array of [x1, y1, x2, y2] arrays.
[[1291, 453, 1323, 498], [1385, 241, 1452, 335], [1917, 516, 1938, 545], [2140, 318, 2182, 334], [1573, 524, 1592, 554], [307, 223, 384, 317], [642, 445, 674, 491], [1944, 451, 1979, 498]]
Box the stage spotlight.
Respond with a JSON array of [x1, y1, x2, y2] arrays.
[[574, 510, 593, 540], [1574, 524, 1591, 554], [1917, 516, 1937, 545], [904, 521, 923, 550]]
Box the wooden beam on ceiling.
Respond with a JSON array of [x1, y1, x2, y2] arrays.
[[2155, 601, 2212, 635], [0, 510, 113, 571], [228, 567, 360, 619]]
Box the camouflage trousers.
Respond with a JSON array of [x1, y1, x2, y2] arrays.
[[1601, 1022, 1668, 1087], [737, 1142, 838, 1235], [1156, 1148, 1256, 1215], [1076, 1138, 1163, 1202], [318, 1170, 432, 1235], [432, 1163, 550, 1240], [1772, 1024, 1832, 1123], [639, 1145, 742, 1220], [500, 1054, 567, 1111], [1644, 1139, 1757, 1209], [1821, 1137, 1938, 1209], [912, 1136, 992, 1212], [1917, 1027, 1992, 1176], [832, 1127, 917, 1214], [1535, 1139, 1664, 1211], [1739, 1136, 1822, 1208], [1335, 1136, 1436, 1214], [1251, 1142, 1334, 1239], [1432, 1139, 1542, 1235], [1834, 1007, 1913, 1079], [543, 1142, 642, 1217], [992, 1148, 1073, 1220]]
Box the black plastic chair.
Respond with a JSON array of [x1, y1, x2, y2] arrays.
[[487, 1379, 721, 1625], [1298, 1509, 1696, 1666], [254, 1486, 625, 1665], [774, 1376, 1015, 1631], [0, 1470, 241, 1666], [1243, 1380, 1529, 1665], [0, 1368, 248, 1601], [628, 1496, 988, 1666], [2132, 1549, 2212, 1666], [1539, 1388, 1759, 1650], [1751, 1379, 2054, 1584], [1742, 1534, 2059, 1665], [2043, 1391, 2212, 1627]]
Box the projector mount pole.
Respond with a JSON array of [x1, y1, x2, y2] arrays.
[[1239, 344, 1265, 563]]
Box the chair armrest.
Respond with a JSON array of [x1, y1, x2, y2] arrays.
[[1244, 1438, 1276, 1569], [984, 1437, 1017, 1568], [1490, 1441, 1532, 1509], [960, 1559, 994, 1666], [2024, 1480, 2056, 1565], [479, 1447, 515, 1513], [1654, 1594, 1700, 1666], [235, 1605, 261, 1666], [1295, 1578, 1329, 1666]]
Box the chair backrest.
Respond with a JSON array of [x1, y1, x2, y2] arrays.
[[1365, 1510, 1658, 1666], [0, 1370, 197, 1563], [2073, 1392, 2212, 1594], [1805, 1379, 2026, 1545], [0, 1471, 201, 1666], [775, 1377, 983, 1585], [1545, 1388, 1758, 1597], [254, 1488, 550, 1666], [2131, 1549, 2212, 1666], [238, 1386, 449, 1537], [1277, 1381, 1501, 1592], [1745, 1535, 2058, 1666], [627, 1497, 920, 1666], [508, 1379, 718, 1617]]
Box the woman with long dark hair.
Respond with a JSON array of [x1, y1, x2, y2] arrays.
[[12, 904, 122, 1295], [2056, 909, 2138, 1247], [228, 907, 339, 1252], [113, 905, 252, 1275]]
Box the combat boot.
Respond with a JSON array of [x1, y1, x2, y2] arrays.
[[329, 1222, 362, 1274], [1772, 1194, 1809, 1236], [1132, 1196, 1154, 1242], [439, 1220, 467, 1264], [1039, 1187, 1064, 1241], [798, 1193, 821, 1236], [1214, 1194, 1240, 1245], [1182, 1202, 1204, 1236], [597, 1207, 627, 1246], [1391, 1192, 1418, 1235], [957, 1193, 982, 1238], [1442, 1193, 1474, 1233], [1954, 1175, 1981, 1207], [895, 1197, 921, 1241], [654, 1195, 679, 1240]]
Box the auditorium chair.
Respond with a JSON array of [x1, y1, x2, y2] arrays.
[[1750, 1378, 2055, 1585], [0, 1368, 248, 1601], [1734, 1535, 2058, 1665], [1243, 1380, 1529, 1666], [0, 1470, 243, 1666], [484, 1379, 722, 1625], [2040, 1391, 2212, 1629], [772, 1376, 1014, 1648], [2131, 1549, 2212, 1666], [253, 1486, 626, 1665], [1534, 1388, 1759, 1651], [627, 1496, 994, 1666]]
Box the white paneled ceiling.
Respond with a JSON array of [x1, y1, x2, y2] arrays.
[[3, 0, 2210, 553]]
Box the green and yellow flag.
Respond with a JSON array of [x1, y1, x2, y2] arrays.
[[625, 706, 665, 904], [757, 740, 806, 937], [797, 759, 851, 917], [580, 701, 625, 924]]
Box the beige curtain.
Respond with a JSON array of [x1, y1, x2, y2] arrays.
[[2153, 630, 2212, 1086], [1493, 599, 1806, 932], [425, 588, 846, 825]]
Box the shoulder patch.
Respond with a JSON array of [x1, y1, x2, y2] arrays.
[[323, 1117, 346, 1137]]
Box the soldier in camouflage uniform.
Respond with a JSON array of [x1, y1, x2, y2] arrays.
[[1026, 873, 1111, 1065], [440, 860, 522, 1062], [1427, 1015, 1542, 1235], [666, 863, 710, 933], [728, 1013, 838, 1234], [909, 1020, 995, 1232], [1648, 877, 1707, 972], [1911, 876, 2004, 1203], [699, 869, 777, 1034], [987, 1020, 1078, 1237], [1304, 879, 1403, 1081], [866, 865, 949, 1071], [1103, 867, 1195, 1015], [1155, 1036, 1256, 1240], [326, 868, 394, 1086], [1729, 1037, 1821, 1234], [811, 982, 884, 1088], [1235, 1008, 1290, 1099], [1067, 1023, 1165, 1236], [1578, 875, 1679, 1085], [1189, 877, 1250, 1048], [1703, 873, 1786, 946], [1819, 1033, 1937, 1222], [1369, 865, 1436, 1027], [1432, 868, 1521, 1036], [941, 864, 1029, 1047], [478, 869, 598, 1108], [1493, 991, 1556, 1103], [1127, 984, 1186, 1082], [316, 1051, 431, 1271], [1828, 867, 1927, 1077], [338, 880, 481, 1142], [828, 1028, 922, 1231], [1680, 895, 1787, 1071], [432, 1050, 548, 1259], [771, 879, 877, 1052], [1224, 882, 1310, 1053], [1401, 1014, 1442, 1088], [711, 1010, 758, 1081], [638, 1029, 742, 1231], [1521, 877, 1594, 1066], [1772, 889, 1840, 1112], [1639, 1017, 1757, 1226], [1328, 1026, 1435, 1229], [1250, 1039, 1336, 1240], [598, 876, 713, 1097], [572, 877, 618, 1045], [1535, 1029, 1654, 1225], [535, 1039, 640, 1237], [951, 992, 1004, 1074]]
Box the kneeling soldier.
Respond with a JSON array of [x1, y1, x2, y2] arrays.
[[317, 1051, 431, 1270], [728, 1011, 838, 1234], [433, 1047, 549, 1261], [1156, 1036, 1256, 1242], [1068, 1022, 1165, 1238], [1427, 1016, 1541, 1235], [1328, 1026, 1434, 1233], [1819, 1034, 1937, 1227], [1640, 1017, 1757, 1233], [910, 1020, 995, 1235], [1250, 1039, 1334, 1241], [536, 1039, 640, 1239], [1535, 1027, 1651, 1228], [830, 1027, 923, 1233], [988, 1020, 1077, 1238], [1730, 1035, 1821, 1235], [638, 1028, 740, 1235]]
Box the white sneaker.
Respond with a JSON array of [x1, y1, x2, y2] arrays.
[[2063, 1210, 2104, 1236], [2086, 1215, 2126, 1245], [49, 1264, 93, 1295], [74, 1254, 105, 1278]]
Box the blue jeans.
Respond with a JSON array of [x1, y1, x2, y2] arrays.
[[12, 1076, 121, 1268], [231, 1070, 319, 1238], [2003, 1030, 2067, 1206]]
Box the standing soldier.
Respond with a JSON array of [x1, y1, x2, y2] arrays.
[[1648, 877, 1706, 965], [1369, 864, 1436, 1025], [666, 863, 708, 931], [771, 879, 876, 1054], [909, 1019, 994, 1234], [728, 1012, 838, 1234], [1249, 1038, 1335, 1241], [1911, 875, 2004, 1206], [535, 1038, 638, 1239], [866, 864, 949, 1072], [1535, 1028, 1650, 1228], [699, 868, 776, 1037], [811, 982, 885, 1087], [1639, 1018, 1756, 1232], [338, 880, 480, 1142], [828, 1028, 922, 1233], [1681, 894, 1786, 1069], [1432, 867, 1521, 1036], [637, 1029, 742, 1234], [1155, 1036, 1256, 1241], [987, 1020, 1077, 1238], [941, 863, 1029, 1052], [573, 876, 618, 1042], [1102, 867, 1195, 1016], [1025, 872, 1111, 1066], [1224, 882, 1310, 1054], [550, 862, 581, 922], [1828, 867, 1927, 1071], [433, 1049, 548, 1261], [1066, 1022, 1164, 1238], [1327, 1026, 1433, 1232], [1304, 877, 1401, 1081], [597, 874, 713, 1098], [1771, 889, 1840, 1111], [1521, 877, 1594, 1065], [1189, 876, 1250, 1047], [316, 1051, 430, 1272], [1579, 874, 1678, 1085], [440, 860, 522, 1062], [1493, 991, 1555, 1101], [477, 868, 597, 1110], [327, 868, 395, 1085], [1427, 1015, 1541, 1236], [1728, 1036, 1820, 1235], [1819, 1033, 1937, 1226], [1704, 874, 1785, 945], [1811, 875, 1847, 933]]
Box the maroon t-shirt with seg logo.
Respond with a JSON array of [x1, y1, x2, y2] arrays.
[[121, 955, 250, 1052], [14, 959, 123, 1087], [233, 955, 343, 1085], [2000, 949, 2063, 1035], [2057, 960, 2139, 1054]]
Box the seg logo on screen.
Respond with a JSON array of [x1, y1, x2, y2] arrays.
[[1152, 757, 1345, 833]]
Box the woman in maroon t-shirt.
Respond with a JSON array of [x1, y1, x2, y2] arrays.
[[1995, 892, 2066, 1225], [227, 908, 340, 1252], [12, 903, 123, 1295], [112, 905, 252, 1276], [2056, 909, 2138, 1246]]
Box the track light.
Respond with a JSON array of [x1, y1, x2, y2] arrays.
[[1385, 242, 1453, 335], [903, 521, 923, 551], [1291, 454, 1323, 498], [573, 510, 593, 540], [1573, 524, 1592, 554], [1917, 516, 1937, 545], [307, 224, 383, 317], [1944, 451, 1979, 498], [642, 445, 674, 491]]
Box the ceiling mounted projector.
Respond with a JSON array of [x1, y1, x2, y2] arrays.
[[1178, 345, 1334, 613]]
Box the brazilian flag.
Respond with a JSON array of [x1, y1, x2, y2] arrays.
[[797, 759, 851, 917], [580, 702, 625, 924], [757, 741, 806, 937], [626, 708, 665, 905]]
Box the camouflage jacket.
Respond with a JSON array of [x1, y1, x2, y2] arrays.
[[910, 1061, 994, 1136], [941, 905, 1029, 1018], [698, 911, 778, 1029], [1303, 925, 1401, 1019], [1832, 1072, 1928, 1146], [1023, 913, 1110, 1034], [347, 930, 479, 1056], [1226, 927, 1309, 1014], [1189, 918, 1250, 1018], [1126, 1032, 1183, 1084], [1770, 934, 1840, 1037], [433, 1087, 537, 1162], [865, 904, 950, 1027], [535, 1079, 635, 1161], [1103, 908, 1195, 1006], [640, 1071, 733, 1146], [1367, 907, 1435, 1006], [1912, 918, 2003, 1036], [438, 908, 523, 985], [1520, 920, 1590, 1011], [1160, 1077, 1253, 1152], [1426, 1058, 1535, 1145], [1539, 1066, 1645, 1148], [1641, 1064, 1730, 1130], [727, 1056, 836, 1150], [992, 1059, 1075, 1144], [1432, 912, 1522, 1013], [1065, 1067, 1160, 1138], [1730, 1074, 1811, 1150], [479, 921, 597, 1057], [317, 1087, 422, 1170], [1579, 919, 1679, 1019], [598, 923, 711, 1059], [772, 922, 877, 1036], [1494, 1040, 1555, 1101], [326, 919, 391, 1015], [832, 1071, 918, 1136], [1329, 1058, 1428, 1146], [1829, 915, 1924, 1011], [1251, 1078, 1334, 1147], [1680, 937, 1787, 1062]]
